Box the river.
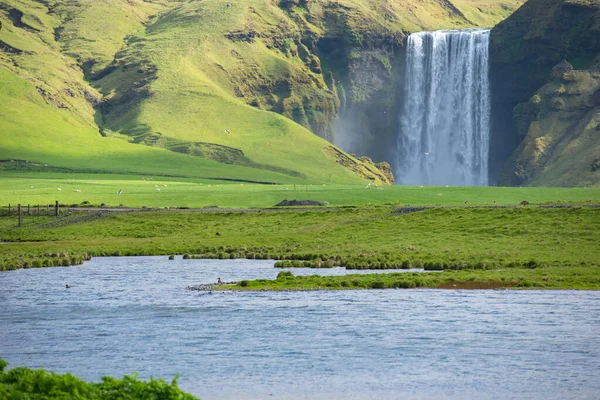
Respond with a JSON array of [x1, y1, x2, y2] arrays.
[[1, 257, 599, 399]]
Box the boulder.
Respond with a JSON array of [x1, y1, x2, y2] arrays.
[[551, 60, 574, 80]]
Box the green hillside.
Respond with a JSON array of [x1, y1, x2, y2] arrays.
[[0, 0, 523, 184]]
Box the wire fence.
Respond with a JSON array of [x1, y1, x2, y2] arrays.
[[0, 202, 60, 225]]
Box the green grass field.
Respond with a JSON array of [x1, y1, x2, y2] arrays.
[[1, 171, 599, 209], [1, 205, 599, 274]]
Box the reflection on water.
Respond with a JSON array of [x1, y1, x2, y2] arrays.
[[1, 257, 599, 400]]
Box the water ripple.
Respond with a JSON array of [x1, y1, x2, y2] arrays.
[[1, 256, 599, 400]]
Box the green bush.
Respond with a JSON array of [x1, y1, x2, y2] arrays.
[[0, 358, 198, 399], [277, 271, 294, 279], [240, 280, 249, 287]]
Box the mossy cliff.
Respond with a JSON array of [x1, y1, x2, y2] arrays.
[[298, 0, 524, 164], [498, 62, 600, 187], [490, 0, 600, 186]]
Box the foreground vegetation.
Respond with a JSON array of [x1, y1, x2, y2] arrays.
[[226, 267, 600, 291], [0, 359, 197, 399]]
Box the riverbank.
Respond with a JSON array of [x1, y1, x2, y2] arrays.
[[216, 267, 600, 291]]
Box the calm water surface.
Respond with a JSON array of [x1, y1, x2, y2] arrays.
[[1, 256, 599, 399]]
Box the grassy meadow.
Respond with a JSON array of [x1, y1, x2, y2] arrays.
[[1, 170, 600, 209], [1, 203, 598, 284]]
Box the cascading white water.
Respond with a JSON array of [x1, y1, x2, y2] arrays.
[[396, 29, 491, 186]]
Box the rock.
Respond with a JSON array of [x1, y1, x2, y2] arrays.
[[489, 0, 600, 181], [275, 199, 325, 207], [550, 97, 565, 110], [551, 60, 573, 80]]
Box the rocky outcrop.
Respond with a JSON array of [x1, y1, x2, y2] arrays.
[[490, 0, 600, 184], [278, 0, 522, 169], [323, 146, 394, 184], [499, 61, 600, 186], [331, 46, 404, 166]]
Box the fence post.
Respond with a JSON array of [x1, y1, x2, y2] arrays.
[[18, 204, 22, 227], [8, 204, 11, 214], [27, 204, 30, 216], [55, 200, 59, 217]]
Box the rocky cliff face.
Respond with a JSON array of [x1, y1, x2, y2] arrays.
[[499, 61, 600, 186], [490, 0, 600, 186], [299, 0, 524, 168]]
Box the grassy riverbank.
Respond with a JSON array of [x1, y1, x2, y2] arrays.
[[0, 359, 197, 399], [223, 267, 600, 291], [1, 205, 599, 279]]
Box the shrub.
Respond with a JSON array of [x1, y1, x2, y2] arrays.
[[240, 280, 249, 287], [0, 358, 198, 399], [277, 271, 294, 279]]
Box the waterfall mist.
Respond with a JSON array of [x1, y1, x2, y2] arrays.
[[396, 29, 491, 186]]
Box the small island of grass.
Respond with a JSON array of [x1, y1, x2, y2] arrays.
[[221, 267, 600, 291]]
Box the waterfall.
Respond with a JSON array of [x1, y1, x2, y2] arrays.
[[396, 29, 491, 186]]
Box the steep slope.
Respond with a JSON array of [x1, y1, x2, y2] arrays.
[[0, 0, 387, 184], [500, 62, 600, 187], [89, 0, 521, 169], [0, 0, 524, 185], [489, 0, 600, 186]]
